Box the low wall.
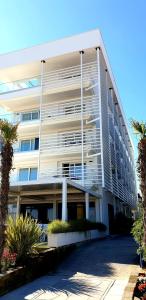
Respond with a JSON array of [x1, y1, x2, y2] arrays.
[[0, 245, 75, 296], [48, 229, 106, 247]]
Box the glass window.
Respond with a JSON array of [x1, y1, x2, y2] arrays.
[[29, 168, 37, 180], [22, 113, 31, 122], [19, 168, 29, 181], [32, 111, 39, 120], [62, 163, 86, 180], [21, 140, 30, 151], [21, 111, 39, 122]]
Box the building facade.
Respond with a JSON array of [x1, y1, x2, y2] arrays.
[[0, 30, 137, 231]]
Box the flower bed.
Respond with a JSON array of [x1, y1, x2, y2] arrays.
[[133, 273, 146, 299], [0, 244, 75, 296]]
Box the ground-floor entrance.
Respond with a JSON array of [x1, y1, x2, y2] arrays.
[[20, 201, 96, 223]]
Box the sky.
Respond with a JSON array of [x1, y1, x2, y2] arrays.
[[0, 0, 145, 157]]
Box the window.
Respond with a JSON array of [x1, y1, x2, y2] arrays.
[[20, 138, 39, 151], [21, 111, 39, 122], [62, 163, 86, 180], [19, 168, 37, 181]]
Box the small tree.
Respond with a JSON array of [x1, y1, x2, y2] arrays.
[[131, 120, 146, 248], [0, 120, 18, 268]]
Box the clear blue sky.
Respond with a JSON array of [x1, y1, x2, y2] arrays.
[[0, 0, 145, 156]]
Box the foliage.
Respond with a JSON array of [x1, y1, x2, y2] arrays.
[[48, 219, 106, 234], [112, 212, 133, 234], [0, 120, 18, 268], [48, 220, 70, 233], [131, 119, 146, 247], [6, 215, 42, 264], [1, 249, 17, 272], [131, 201, 146, 261]]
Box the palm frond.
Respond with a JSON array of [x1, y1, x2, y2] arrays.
[[0, 119, 18, 144], [131, 119, 146, 139]]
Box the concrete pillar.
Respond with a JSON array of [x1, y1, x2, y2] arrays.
[[85, 192, 89, 220], [16, 195, 20, 217], [99, 198, 103, 222], [53, 200, 57, 220], [95, 198, 100, 222], [62, 180, 67, 221]]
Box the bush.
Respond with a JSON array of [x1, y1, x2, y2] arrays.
[[6, 215, 42, 264], [112, 212, 133, 234], [48, 220, 70, 234], [48, 219, 106, 234]]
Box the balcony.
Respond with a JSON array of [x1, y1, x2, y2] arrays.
[[41, 95, 99, 125], [40, 128, 101, 157], [0, 62, 98, 98]]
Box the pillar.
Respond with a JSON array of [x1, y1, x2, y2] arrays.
[[95, 198, 100, 222], [85, 192, 89, 220], [53, 200, 57, 220], [62, 180, 67, 221], [16, 195, 20, 217]]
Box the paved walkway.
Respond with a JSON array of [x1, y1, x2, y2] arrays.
[[0, 236, 139, 300]]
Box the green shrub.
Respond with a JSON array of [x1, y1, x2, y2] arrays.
[[6, 215, 42, 264], [48, 219, 106, 234], [48, 220, 70, 234]]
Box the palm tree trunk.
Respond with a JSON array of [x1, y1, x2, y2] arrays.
[[138, 139, 146, 246], [0, 142, 13, 268]]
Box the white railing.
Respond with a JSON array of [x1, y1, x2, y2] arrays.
[[0, 61, 98, 95], [40, 128, 101, 156], [9, 164, 102, 188], [41, 95, 99, 122], [39, 164, 102, 187]]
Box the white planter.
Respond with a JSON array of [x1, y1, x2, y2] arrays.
[[48, 229, 106, 247]]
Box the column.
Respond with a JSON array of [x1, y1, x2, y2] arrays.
[[16, 195, 20, 218], [99, 198, 103, 222], [80, 50, 84, 186], [38, 60, 46, 176], [95, 198, 100, 222], [62, 180, 67, 221], [53, 200, 57, 220], [85, 192, 89, 220]]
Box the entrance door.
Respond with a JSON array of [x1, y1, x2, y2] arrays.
[[108, 204, 114, 234]]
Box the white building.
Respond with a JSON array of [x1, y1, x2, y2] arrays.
[[0, 30, 137, 231]]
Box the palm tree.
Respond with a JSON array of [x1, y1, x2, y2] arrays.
[[0, 120, 18, 267], [131, 120, 146, 247]]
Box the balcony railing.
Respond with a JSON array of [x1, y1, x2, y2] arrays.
[[0, 61, 97, 95], [39, 164, 102, 187], [41, 95, 99, 122], [40, 128, 101, 156], [9, 163, 102, 188]]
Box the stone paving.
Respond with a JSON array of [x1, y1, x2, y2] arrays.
[[0, 236, 139, 300]]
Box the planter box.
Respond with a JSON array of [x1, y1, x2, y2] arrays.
[[48, 229, 106, 247]]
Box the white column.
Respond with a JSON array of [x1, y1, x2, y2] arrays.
[[62, 180, 67, 221], [99, 198, 103, 222], [16, 195, 20, 217], [38, 60, 46, 178], [95, 198, 100, 222], [80, 50, 84, 186], [96, 47, 105, 188], [53, 200, 57, 220], [85, 192, 89, 220]]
